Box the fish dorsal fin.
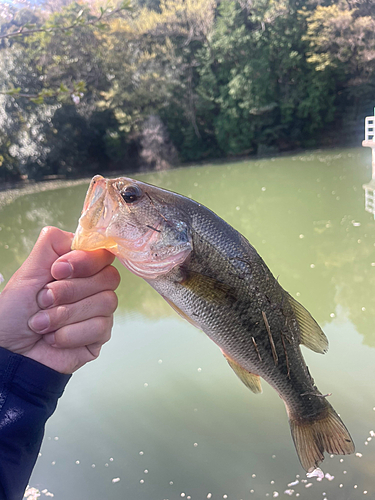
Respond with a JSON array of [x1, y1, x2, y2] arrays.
[[223, 353, 262, 394], [287, 293, 328, 354]]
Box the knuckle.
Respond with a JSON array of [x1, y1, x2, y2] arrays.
[[107, 265, 121, 289], [54, 327, 69, 347], [56, 305, 71, 325], [39, 226, 55, 239], [51, 280, 74, 305], [101, 317, 113, 343], [87, 344, 102, 359], [101, 290, 118, 314]]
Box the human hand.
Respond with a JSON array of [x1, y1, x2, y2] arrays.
[[0, 226, 120, 374]]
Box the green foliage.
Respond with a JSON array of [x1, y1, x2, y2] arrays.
[[0, 0, 374, 181]]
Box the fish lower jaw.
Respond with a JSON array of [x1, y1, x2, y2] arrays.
[[71, 226, 118, 251], [119, 248, 191, 280]]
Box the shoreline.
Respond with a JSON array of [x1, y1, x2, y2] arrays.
[[0, 177, 91, 210], [0, 145, 365, 210]]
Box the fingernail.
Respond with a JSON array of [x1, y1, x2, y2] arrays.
[[37, 288, 55, 308], [44, 333, 56, 346], [52, 261, 73, 280], [28, 312, 50, 333]]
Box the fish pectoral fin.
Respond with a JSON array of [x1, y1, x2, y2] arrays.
[[223, 354, 262, 394], [287, 292, 329, 354], [181, 271, 236, 306]]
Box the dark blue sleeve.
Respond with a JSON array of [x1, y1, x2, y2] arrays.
[[0, 347, 71, 500]]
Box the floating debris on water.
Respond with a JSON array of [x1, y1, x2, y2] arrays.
[[284, 489, 294, 496], [325, 473, 334, 481], [112, 478, 120, 484], [306, 468, 324, 479], [288, 480, 299, 487]]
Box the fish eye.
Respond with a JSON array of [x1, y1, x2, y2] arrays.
[[121, 185, 142, 204]]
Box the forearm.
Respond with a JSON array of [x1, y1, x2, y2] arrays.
[[0, 348, 71, 500]]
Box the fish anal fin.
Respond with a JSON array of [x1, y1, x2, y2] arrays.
[[289, 404, 355, 472], [163, 296, 201, 329], [223, 354, 262, 394], [287, 292, 329, 354]]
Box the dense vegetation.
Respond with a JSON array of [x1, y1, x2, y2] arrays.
[[0, 0, 374, 181]]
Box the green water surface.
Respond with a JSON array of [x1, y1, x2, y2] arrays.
[[1, 148, 374, 499]]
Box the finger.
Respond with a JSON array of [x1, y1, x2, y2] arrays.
[[10, 227, 73, 287], [29, 290, 118, 334], [37, 265, 120, 309], [51, 249, 116, 280], [43, 316, 113, 349]]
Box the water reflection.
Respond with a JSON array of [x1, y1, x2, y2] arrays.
[[1, 147, 374, 499]]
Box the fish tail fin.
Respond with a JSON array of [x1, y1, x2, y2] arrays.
[[289, 404, 355, 471]]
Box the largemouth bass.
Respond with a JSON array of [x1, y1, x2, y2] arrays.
[[72, 175, 354, 472]]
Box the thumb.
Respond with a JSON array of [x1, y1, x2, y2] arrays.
[[14, 227, 74, 288]]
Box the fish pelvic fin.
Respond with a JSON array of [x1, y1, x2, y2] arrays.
[[289, 404, 355, 472], [223, 354, 262, 394], [287, 293, 329, 354]]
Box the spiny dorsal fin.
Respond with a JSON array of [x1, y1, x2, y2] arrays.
[[223, 353, 262, 394], [287, 293, 328, 354]]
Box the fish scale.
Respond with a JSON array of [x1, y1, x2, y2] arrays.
[[72, 174, 355, 472]]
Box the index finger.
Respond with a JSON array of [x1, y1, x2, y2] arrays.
[[51, 249, 116, 280]]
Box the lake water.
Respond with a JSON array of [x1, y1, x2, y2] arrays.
[[1, 148, 375, 499]]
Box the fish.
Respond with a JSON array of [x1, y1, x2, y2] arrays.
[[72, 174, 355, 472]]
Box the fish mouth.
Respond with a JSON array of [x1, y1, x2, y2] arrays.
[[72, 175, 119, 251]]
